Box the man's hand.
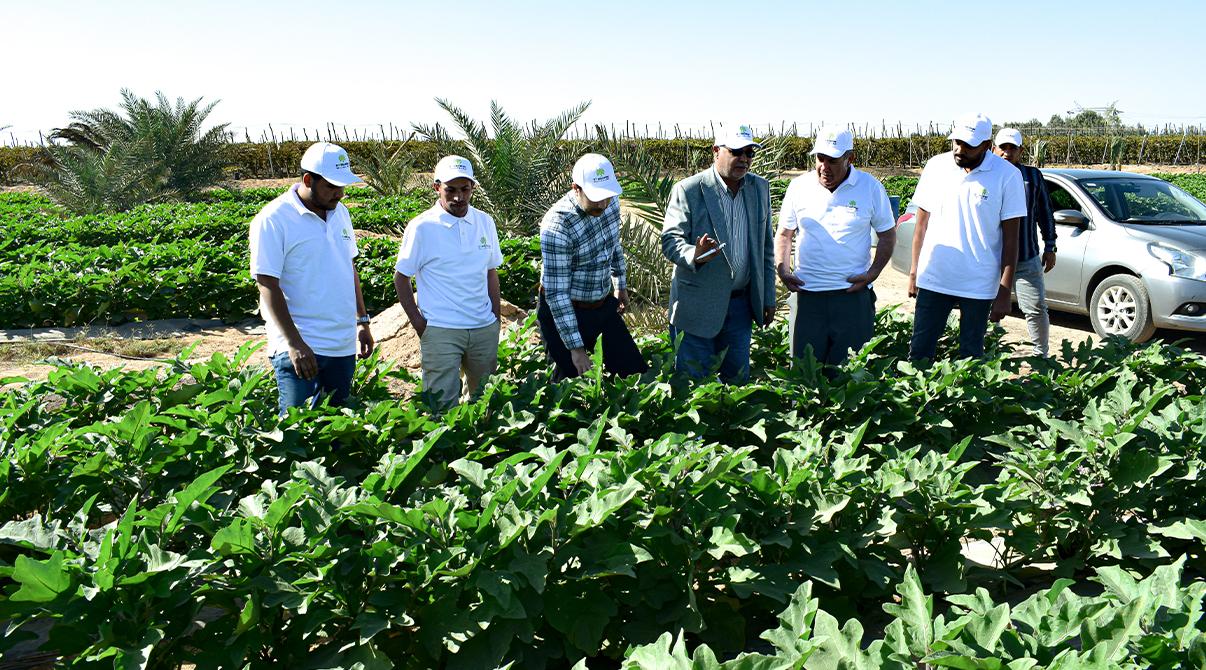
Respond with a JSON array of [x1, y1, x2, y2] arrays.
[[762, 307, 776, 327], [777, 264, 805, 292], [1042, 251, 1057, 273], [357, 324, 374, 359], [845, 270, 879, 293], [990, 285, 1012, 322], [615, 289, 629, 315], [411, 314, 428, 338], [694, 234, 720, 265], [288, 340, 318, 380], [570, 347, 592, 375], [907, 273, 918, 298]]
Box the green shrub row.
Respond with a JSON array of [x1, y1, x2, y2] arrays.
[[0, 190, 538, 328]]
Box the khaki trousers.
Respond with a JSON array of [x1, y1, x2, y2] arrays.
[[419, 320, 501, 410]]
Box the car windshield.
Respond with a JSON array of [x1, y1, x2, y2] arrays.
[[1076, 177, 1206, 224]]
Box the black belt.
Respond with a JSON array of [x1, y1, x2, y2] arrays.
[[730, 286, 750, 298]]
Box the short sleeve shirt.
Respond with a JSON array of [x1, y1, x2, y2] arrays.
[[249, 184, 359, 357], [395, 204, 503, 329], [777, 167, 895, 291], [913, 151, 1027, 300]]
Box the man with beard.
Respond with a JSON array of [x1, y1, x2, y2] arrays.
[[395, 155, 502, 410], [250, 142, 375, 415], [538, 153, 647, 380], [775, 127, 896, 367], [907, 113, 1027, 360], [662, 124, 776, 383]]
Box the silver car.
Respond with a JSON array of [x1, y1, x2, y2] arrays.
[[891, 169, 1206, 342]]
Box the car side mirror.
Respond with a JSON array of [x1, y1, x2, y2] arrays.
[[1053, 209, 1090, 228]]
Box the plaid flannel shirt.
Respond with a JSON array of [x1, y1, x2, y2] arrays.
[[539, 192, 627, 350]]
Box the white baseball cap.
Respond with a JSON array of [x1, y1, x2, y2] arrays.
[[433, 155, 478, 184], [811, 127, 854, 158], [994, 128, 1024, 148], [300, 142, 363, 186], [947, 113, 994, 146], [572, 153, 623, 201], [714, 123, 763, 150]]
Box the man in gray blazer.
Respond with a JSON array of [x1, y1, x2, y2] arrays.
[[662, 124, 776, 383]]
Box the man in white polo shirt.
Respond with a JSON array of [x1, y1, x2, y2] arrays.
[[775, 127, 896, 366], [395, 155, 502, 410], [249, 142, 375, 415], [907, 113, 1026, 360]]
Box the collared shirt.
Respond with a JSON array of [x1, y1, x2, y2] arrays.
[[777, 167, 895, 291], [1013, 162, 1057, 262], [395, 204, 503, 330], [710, 166, 750, 289], [249, 183, 359, 357], [539, 192, 628, 350], [913, 151, 1028, 300]]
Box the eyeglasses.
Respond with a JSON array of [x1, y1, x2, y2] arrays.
[[726, 146, 757, 158]]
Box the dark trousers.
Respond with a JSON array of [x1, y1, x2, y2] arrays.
[[270, 351, 355, 416], [908, 288, 992, 360], [671, 292, 754, 384], [537, 294, 648, 381], [793, 287, 876, 366]]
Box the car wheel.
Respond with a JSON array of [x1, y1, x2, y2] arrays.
[[1089, 274, 1156, 343]]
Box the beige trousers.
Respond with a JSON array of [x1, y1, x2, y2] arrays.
[[419, 320, 501, 410]]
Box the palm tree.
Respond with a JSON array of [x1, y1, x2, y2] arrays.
[[23, 90, 231, 213], [412, 99, 590, 236]]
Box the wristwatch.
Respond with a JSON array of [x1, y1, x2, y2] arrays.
[[356, 314, 371, 326]]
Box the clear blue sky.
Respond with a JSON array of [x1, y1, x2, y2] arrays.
[[5, 0, 1205, 143]]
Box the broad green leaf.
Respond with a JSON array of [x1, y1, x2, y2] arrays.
[[163, 463, 231, 536], [882, 564, 933, 659], [11, 551, 72, 602]]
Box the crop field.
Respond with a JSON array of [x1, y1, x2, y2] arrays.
[[2, 312, 1205, 667], [4, 163, 1206, 668]]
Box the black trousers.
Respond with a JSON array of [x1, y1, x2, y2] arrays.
[[537, 294, 648, 381]]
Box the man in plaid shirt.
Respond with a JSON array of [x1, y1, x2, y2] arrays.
[[537, 153, 648, 380]]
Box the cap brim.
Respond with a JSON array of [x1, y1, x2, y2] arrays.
[[579, 182, 623, 200], [721, 139, 763, 150], [320, 169, 364, 187], [434, 172, 478, 184], [810, 144, 848, 158]]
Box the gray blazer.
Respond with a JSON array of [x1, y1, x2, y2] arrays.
[[661, 168, 775, 339]]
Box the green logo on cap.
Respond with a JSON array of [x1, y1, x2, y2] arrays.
[[595, 167, 606, 177], [739, 125, 752, 136], [827, 132, 838, 142], [339, 153, 347, 162], [848, 200, 857, 208], [457, 159, 469, 169]]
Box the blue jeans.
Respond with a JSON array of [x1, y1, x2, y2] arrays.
[[908, 288, 992, 360], [270, 351, 355, 416], [672, 292, 753, 383]]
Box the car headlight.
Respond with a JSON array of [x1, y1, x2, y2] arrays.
[[1148, 243, 1206, 281]]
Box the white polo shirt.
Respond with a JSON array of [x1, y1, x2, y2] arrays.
[[249, 184, 359, 357], [777, 167, 895, 291], [913, 151, 1027, 300], [395, 204, 503, 330]]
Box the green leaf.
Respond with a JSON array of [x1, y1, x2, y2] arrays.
[[882, 564, 934, 659], [163, 463, 231, 536], [211, 519, 256, 556], [11, 551, 73, 602]]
